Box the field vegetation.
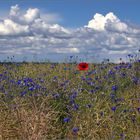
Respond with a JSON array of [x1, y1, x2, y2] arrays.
[[0, 55, 140, 140]]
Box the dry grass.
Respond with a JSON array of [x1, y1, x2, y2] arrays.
[[0, 62, 140, 139]]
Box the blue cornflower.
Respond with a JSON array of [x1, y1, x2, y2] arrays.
[[64, 67, 67, 70], [104, 66, 107, 69], [131, 115, 136, 123], [116, 98, 124, 102], [69, 99, 75, 105], [41, 87, 47, 91], [23, 78, 28, 83], [86, 104, 92, 108], [127, 64, 132, 69], [137, 60, 140, 63], [0, 86, 4, 91], [108, 70, 115, 75], [28, 86, 35, 91], [103, 75, 107, 79], [73, 104, 79, 110], [100, 111, 104, 116], [60, 83, 64, 87], [120, 73, 126, 77], [95, 77, 98, 80], [100, 66, 105, 70], [89, 82, 94, 86], [114, 66, 119, 70], [118, 65, 122, 69], [132, 77, 138, 84], [36, 85, 41, 89], [10, 80, 15, 83], [128, 54, 133, 57], [72, 127, 79, 133], [110, 93, 116, 99], [53, 76, 58, 80], [17, 80, 22, 85], [53, 93, 60, 99], [111, 106, 117, 111], [72, 92, 77, 98], [70, 94, 76, 100], [90, 89, 95, 94], [20, 91, 27, 97], [81, 76, 86, 80], [119, 133, 124, 137], [65, 80, 69, 83], [123, 109, 127, 113], [112, 85, 118, 91], [128, 109, 133, 113], [16, 63, 20, 66], [26, 82, 31, 87], [34, 93, 39, 96], [87, 82, 91, 85], [86, 77, 92, 81], [63, 117, 70, 123], [137, 108, 140, 112], [95, 86, 100, 90], [78, 88, 84, 92], [66, 105, 71, 111], [40, 79, 44, 82], [92, 70, 97, 74], [4, 71, 7, 74]]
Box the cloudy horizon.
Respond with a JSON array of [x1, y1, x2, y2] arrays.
[[0, 1, 140, 63]]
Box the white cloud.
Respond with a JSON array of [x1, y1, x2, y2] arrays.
[[0, 5, 140, 63], [85, 12, 140, 35], [41, 13, 63, 24], [9, 4, 20, 17], [23, 8, 40, 23], [85, 12, 119, 31], [86, 13, 106, 30], [54, 47, 79, 53], [0, 19, 29, 35], [9, 5, 40, 24]]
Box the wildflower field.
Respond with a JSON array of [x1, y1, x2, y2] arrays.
[[0, 58, 140, 140]]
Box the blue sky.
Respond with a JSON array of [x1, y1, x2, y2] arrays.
[[0, 0, 140, 63], [1, 0, 140, 27]]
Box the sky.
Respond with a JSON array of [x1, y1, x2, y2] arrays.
[[0, 0, 140, 63]]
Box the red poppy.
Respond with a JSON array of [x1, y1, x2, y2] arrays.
[[78, 62, 89, 71]]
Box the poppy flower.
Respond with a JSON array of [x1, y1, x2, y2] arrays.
[[78, 62, 88, 71]]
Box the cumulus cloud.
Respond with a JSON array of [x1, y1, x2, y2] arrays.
[[85, 12, 119, 31], [23, 8, 40, 23], [0, 19, 29, 35], [0, 5, 140, 62], [9, 4, 40, 24], [86, 12, 140, 35]]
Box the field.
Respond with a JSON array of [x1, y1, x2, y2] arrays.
[[0, 60, 140, 140]]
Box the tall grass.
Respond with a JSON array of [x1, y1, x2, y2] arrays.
[[0, 58, 140, 140]]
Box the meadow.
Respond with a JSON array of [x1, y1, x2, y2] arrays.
[[0, 56, 140, 140]]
